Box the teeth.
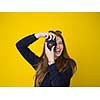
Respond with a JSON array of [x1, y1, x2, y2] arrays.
[[56, 49, 60, 52], [56, 51, 60, 52]]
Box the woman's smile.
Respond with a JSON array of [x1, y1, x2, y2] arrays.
[[54, 36, 64, 59]]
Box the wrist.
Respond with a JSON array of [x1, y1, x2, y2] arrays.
[[48, 60, 55, 65], [34, 33, 41, 39]]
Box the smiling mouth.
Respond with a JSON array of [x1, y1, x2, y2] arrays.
[[55, 50, 61, 53]]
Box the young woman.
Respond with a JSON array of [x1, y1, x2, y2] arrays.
[[16, 30, 77, 87]]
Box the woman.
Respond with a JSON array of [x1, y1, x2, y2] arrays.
[[16, 30, 77, 87]]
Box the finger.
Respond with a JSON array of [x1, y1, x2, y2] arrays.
[[51, 35, 53, 40], [53, 34, 56, 40], [45, 42, 47, 49], [44, 32, 49, 39], [45, 42, 50, 52], [49, 34, 52, 40], [47, 33, 52, 40], [45, 34, 48, 39], [51, 46, 55, 52], [50, 33, 56, 40]]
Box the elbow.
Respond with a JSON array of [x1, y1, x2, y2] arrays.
[[16, 41, 22, 50], [16, 42, 20, 49]]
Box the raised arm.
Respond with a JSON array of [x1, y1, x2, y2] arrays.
[[16, 34, 40, 69], [16, 32, 50, 69]]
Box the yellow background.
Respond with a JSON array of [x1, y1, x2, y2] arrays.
[[0, 12, 100, 86]]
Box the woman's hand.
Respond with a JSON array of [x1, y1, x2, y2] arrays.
[[45, 42, 55, 65], [35, 32, 55, 40], [35, 32, 56, 65], [34, 32, 48, 39]]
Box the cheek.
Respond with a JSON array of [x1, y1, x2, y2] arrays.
[[60, 45, 64, 51]]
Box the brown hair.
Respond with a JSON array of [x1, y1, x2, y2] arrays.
[[35, 30, 77, 86]]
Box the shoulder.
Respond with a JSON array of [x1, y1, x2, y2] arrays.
[[62, 58, 77, 74]]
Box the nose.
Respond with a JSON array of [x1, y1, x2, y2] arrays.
[[56, 43, 60, 49]]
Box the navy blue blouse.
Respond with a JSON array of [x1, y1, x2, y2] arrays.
[[16, 34, 73, 87]]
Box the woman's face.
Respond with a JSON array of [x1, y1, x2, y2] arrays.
[[54, 36, 64, 59]]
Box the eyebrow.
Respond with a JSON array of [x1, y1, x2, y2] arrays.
[[57, 41, 63, 43]]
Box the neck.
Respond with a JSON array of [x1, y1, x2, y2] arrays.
[[54, 55, 58, 60]]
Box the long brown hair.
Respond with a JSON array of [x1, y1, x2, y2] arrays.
[[35, 30, 77, 86]]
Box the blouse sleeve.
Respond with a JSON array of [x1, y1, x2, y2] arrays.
[[48, 62, 73, 87], [16, 34, 40, 69]]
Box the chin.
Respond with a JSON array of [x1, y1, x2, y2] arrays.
[[54, 51, 62, 59], [55, 53, 61, 58]]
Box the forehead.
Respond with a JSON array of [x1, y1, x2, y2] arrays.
[[56, 36, 62, 42]]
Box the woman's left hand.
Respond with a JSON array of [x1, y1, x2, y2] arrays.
[[45, 42, 55, 65]]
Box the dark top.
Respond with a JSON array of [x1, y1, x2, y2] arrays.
[[16, 34, 73, 87]]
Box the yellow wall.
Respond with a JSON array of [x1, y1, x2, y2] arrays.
[[0, 12, 100, 86]]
